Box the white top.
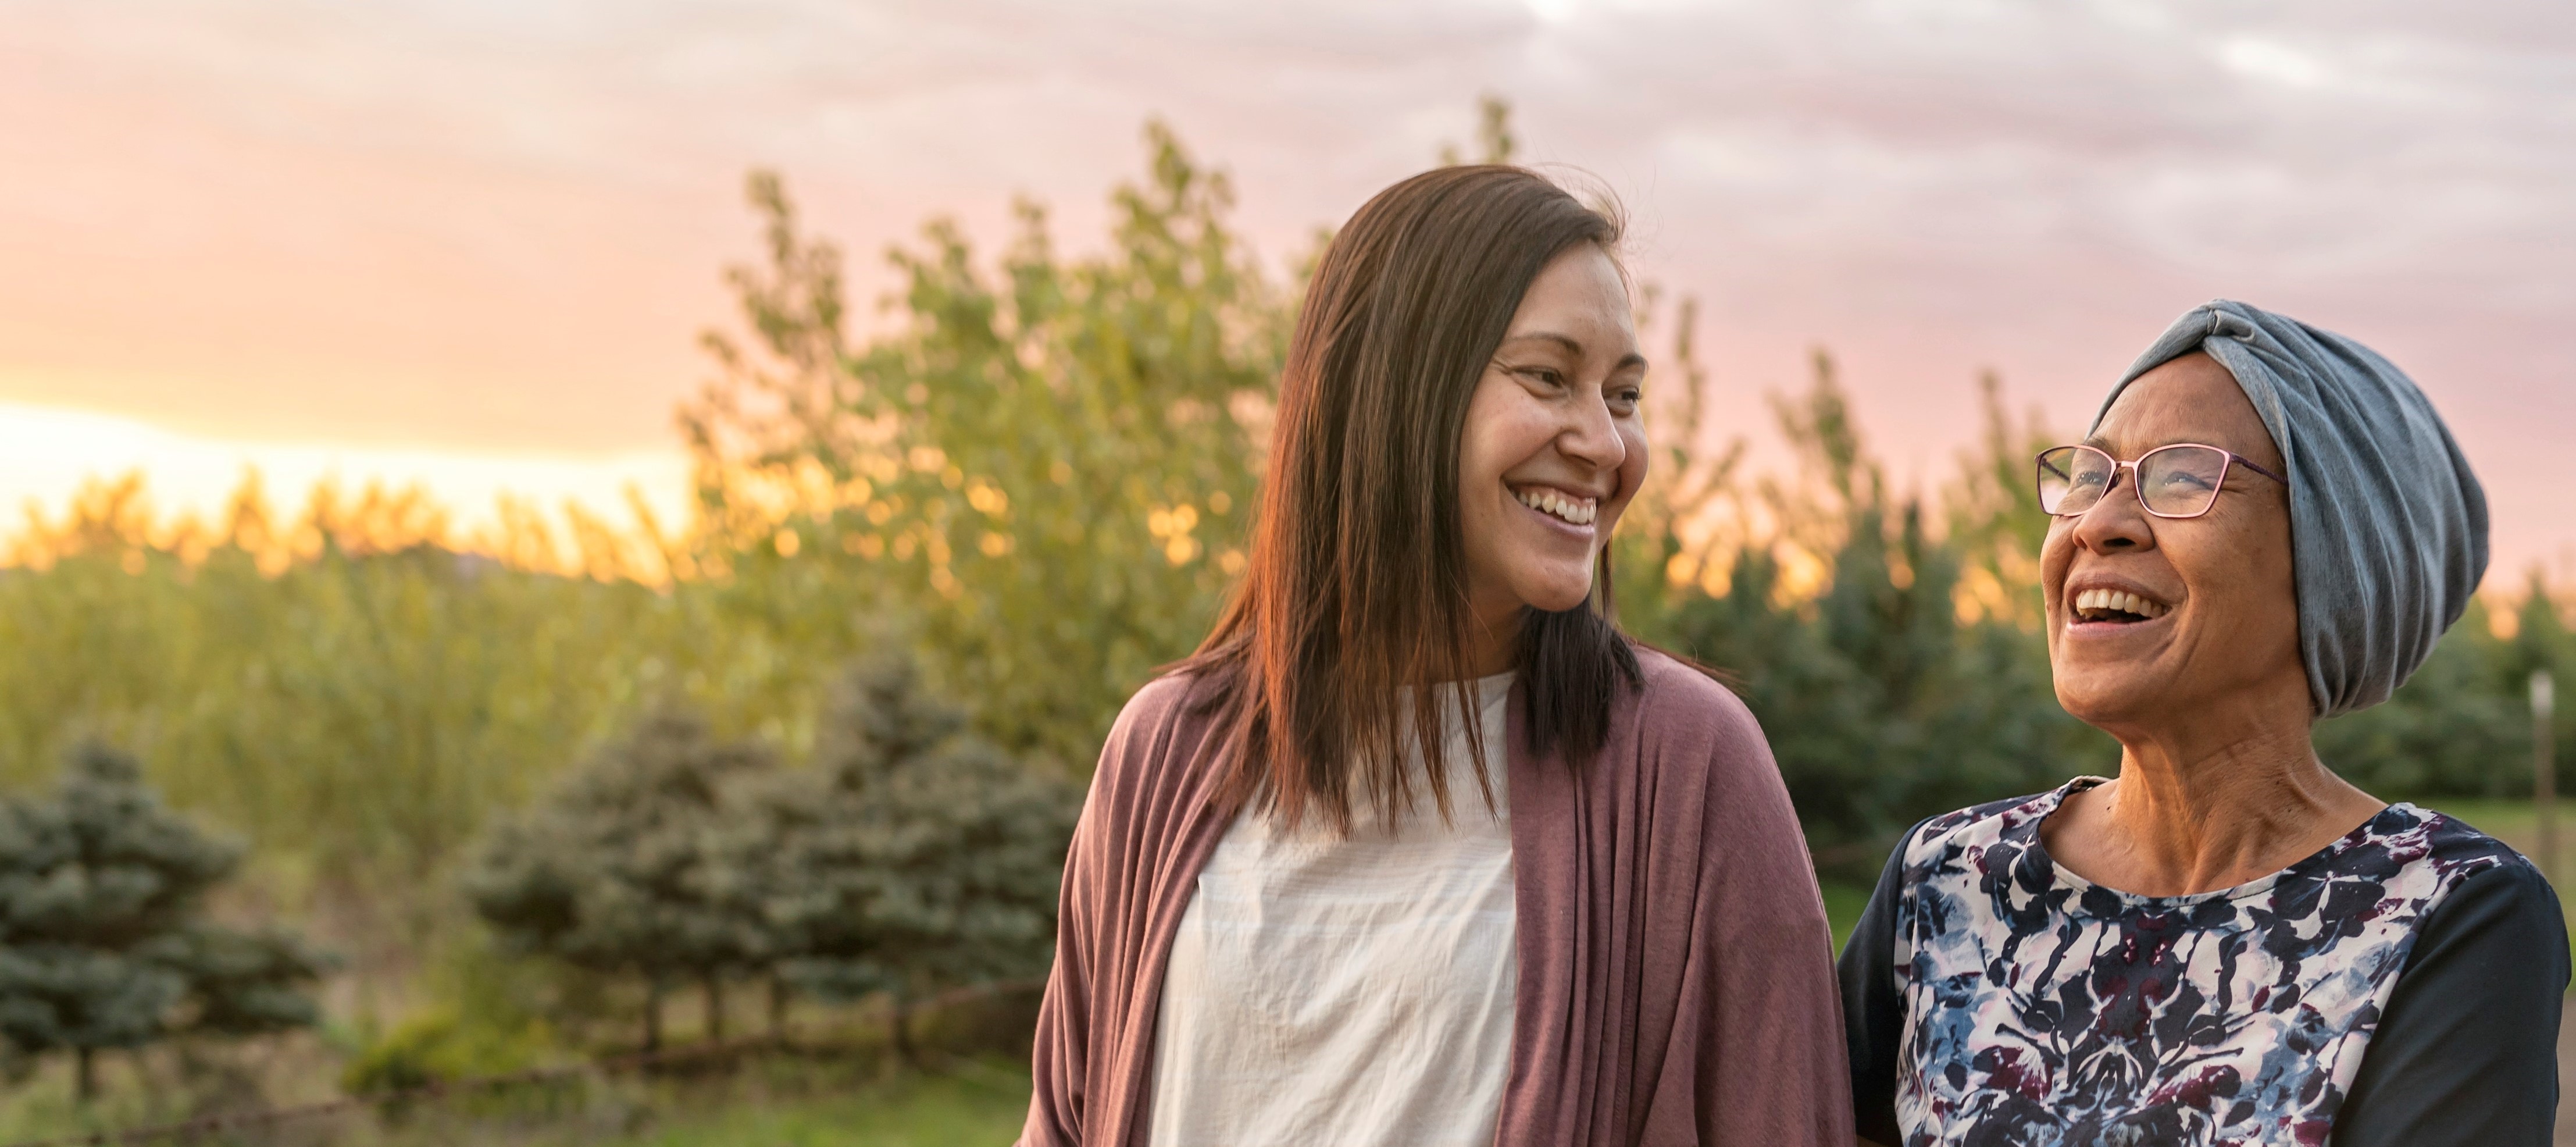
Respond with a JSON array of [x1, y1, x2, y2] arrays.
[[1148, 673, 1517, 1147]]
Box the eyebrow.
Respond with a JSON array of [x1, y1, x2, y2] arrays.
[[1502, 332, 1584, 355], [2083, 435, 2249, 455], [1501, 332, 1649, 372]]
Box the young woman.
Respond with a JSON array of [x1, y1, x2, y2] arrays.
[[1021, 166, 1851, 1147]]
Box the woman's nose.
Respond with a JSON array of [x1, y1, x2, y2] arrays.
[[2074, 473, 2155, 552], [1559, 397, 1625, 472]]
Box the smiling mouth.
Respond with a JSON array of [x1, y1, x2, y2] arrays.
[[2071, 587, 2172, 625], [1515, 487, 1599, 526]]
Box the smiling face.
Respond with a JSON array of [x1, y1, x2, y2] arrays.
[[2043, 352, 2306, 735], [1455, 243, 1649, 639]]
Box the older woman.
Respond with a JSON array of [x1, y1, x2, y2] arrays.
[[1839, 300, 2568, 1145]]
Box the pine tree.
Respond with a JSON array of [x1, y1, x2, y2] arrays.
[[722, 654, 1075, 1066], [0, 743, 325, 1101], [462, 707, 773, 1050]]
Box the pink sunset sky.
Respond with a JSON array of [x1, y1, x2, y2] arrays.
[[3, 0, 2571, 580]]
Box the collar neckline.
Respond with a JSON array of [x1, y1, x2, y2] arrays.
[[2004, 776, 2424, 910]]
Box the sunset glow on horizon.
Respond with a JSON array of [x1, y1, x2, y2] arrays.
[[0, 399, 691, 550], [7, 0, 2572, 582]]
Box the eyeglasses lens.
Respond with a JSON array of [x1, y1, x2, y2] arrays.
[[2036, 446, 2114, 515], [2138, 446, 2229, 517]]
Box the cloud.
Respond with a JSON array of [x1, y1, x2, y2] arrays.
[[2, 0, 2570, 572]]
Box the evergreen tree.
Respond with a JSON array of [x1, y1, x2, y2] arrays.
[[461, 708, 773, 1050], [0, 743, 324, 1101], [1649, 362, 2109, 870], [721, 654, 1075, 1065], [166, 924, 330, 1038]]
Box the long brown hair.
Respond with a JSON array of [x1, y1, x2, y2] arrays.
[[1186, 165, 1642, 833]]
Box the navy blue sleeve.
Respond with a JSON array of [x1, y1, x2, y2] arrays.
[[1838, 822, 1924, 1147], [2332, 860, 2568, 1147]]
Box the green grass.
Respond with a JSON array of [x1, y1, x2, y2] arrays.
[[332, 1059, 1035, 1147], [0, 1052, 1034, 1147], [589, 1067, 1029, 1147], [1824, 881, 1873, 956]]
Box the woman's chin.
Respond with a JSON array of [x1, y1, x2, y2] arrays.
[[2052, 676, 2171, 731], [1512, 574, 1597, 615]]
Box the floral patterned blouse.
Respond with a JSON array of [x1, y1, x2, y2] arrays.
[[1839, 778, 2567, 1147]]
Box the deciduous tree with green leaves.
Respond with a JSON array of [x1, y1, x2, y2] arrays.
[[682, 123, 1289, 771]]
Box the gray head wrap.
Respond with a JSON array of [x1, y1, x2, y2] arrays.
[[2090, 300, 2488, 718]]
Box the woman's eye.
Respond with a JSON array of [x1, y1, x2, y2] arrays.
[[1516, 366, 1565, 388]]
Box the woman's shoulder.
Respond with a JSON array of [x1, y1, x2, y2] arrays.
[[1625, 644, 1758, 742], [1107, 668, 1207, 740], [1614, 647, 1803, 816], [1895, 786, 2075, 872], [2374, 803, 2545, 903], [2389, 811, 2566, 965], [2393, 804, 2529, 861], [1089, 668, 1226, 798]]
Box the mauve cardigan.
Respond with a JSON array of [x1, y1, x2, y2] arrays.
[[1018, 648, 1855, 1146]]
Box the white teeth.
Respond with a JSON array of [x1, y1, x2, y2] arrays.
[[1517, 488, 1597, 526], [2073, 588, 2170, 619]]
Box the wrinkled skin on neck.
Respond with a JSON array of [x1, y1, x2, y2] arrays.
[[2038, 352, 2384, 897]]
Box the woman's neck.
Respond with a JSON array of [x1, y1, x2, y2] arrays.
[[1465, 605, 1526, 678], [2043, 715, 2385, 897]]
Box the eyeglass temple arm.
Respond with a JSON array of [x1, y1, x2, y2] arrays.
[[2228, 453, 2288, 486]]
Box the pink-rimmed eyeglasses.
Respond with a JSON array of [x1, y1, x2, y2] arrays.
[[2035, 443, 2286, 519]]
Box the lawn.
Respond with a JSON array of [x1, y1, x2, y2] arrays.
[[304, 1059, 1039, 1147], [1823, 881, 1874, 954], [587, 1065, 1030, 1147]]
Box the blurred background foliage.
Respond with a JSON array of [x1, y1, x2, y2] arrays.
[[0, 112, 2566, 1131]]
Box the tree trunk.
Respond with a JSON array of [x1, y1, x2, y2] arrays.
[[74, 1046, 96, 1103], [701, 971, 726, 1043], [890, 993, 920, 1070], [644, 976, 666, 1053], [766, 973, 789, 1046]]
